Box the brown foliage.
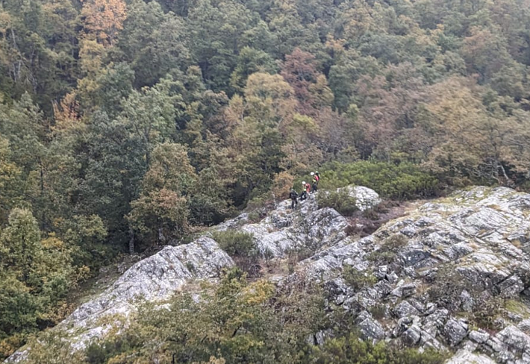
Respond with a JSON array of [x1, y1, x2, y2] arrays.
[[80, 0, 127, 46]]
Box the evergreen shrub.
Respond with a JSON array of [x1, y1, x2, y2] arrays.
[[319, 161, 440, 199], [317, 189, 358, 216]]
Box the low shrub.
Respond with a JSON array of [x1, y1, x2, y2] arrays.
[[211, 231, 260, 276], [367, 234, 408, 265], [343, 265, 377, 290], [211, 231, 255, 257], [317, 189, 358, 216], [309, 333, 448, 363], [318, 161, 440, 199]]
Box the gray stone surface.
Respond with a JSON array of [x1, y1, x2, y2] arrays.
[[444, 318, 469, 346], [286, 186, 530, 363], [357, 312, 386, 340], [9, 186, 530, 364], [7, 237, 233, 361], [217, 185, 381, 258], [446, 349, 497, 364]]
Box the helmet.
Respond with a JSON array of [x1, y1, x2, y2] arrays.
[[310, 172, 315, 176], [316, 171, 319, 174], [302, 181, 306, 184]]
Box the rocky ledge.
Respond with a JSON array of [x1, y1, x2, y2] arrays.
[[288, 186, 530, 364], [8, 185, 530, 364], [7, 237, 234, 362], [216, 185, 381, 257]]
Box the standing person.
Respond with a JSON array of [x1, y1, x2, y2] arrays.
[[311, 171, 320, 185], [289, 188, 299, 209], [303, 181, 311, 194]]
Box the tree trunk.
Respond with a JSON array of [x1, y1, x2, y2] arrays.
[[128, 227, 135, 255]]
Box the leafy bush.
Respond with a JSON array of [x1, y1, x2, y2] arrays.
[[367, 235, 408, 265], [211, 231, 255, 257], [309, 333, 448, 363], [211, 231, 259, 276], [79, 269, 328, 364], [343, 265, 377, 290], [318, 161, 440, 199], [317, 189, 358, 216]]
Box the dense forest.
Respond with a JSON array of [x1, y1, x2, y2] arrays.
[[1, 0, 530, 357]]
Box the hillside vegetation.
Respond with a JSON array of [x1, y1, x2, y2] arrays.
[[1, 0, 530, 358]]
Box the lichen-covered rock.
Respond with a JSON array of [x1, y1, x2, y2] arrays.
[[402, 324, 422, 345], [470, 330, 490, 344], [285, 186, 530, 362], [394, 300, 421, 318], [7, 237, 234, 361], [444, 318, 469, 346], [357, 311, 385, 340], [331, 185, 382, 211], [496, 326, 530, 355], [217, 185, 381, 258], [447, 349, 497, 364]]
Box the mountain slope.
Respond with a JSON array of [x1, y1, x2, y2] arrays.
[[8, 186, 530, 363]]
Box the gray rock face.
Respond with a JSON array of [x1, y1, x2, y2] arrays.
[[357, 311, 386, 340], [66, 237, 233, 328], [444, 318, 469, 346], [7, 237, 234, 361], [9, 185, 530, 364], [327, 185, 382, 211], [447, 349, 497, 364], [218, 185, 381, 258], [285, 186, 530, 363], [470, 330, 490, 344]]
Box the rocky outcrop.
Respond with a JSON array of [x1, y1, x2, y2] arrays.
[[8, 185, 530, 364], [287, 187, 530, 363], [7, 237, 234, 361], [216, 185, 381, 258]]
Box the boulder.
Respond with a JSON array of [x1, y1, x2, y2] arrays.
[[394, 300, 421, 318], [402, 324, 422, 345], [357, 312, 385, 340], [444, 318, 469, 347], [446, 349, 497, 364], [496, 326, 530, 355], [469, 330, 490, 344]]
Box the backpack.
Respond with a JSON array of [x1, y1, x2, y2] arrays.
[[314, 174, 320, 182], [290, 191, 298, 199]]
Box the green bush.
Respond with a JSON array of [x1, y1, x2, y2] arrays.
[[309, 333, 448, 363], [343, 266, 377, 290], [317, 189, 358, 216], [211, 231, 255, 257], [318, 161, 440, 199], [211, 231, 260, 276], [367, 235, 408, 265]]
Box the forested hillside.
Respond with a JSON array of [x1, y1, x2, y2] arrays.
[[1, 0, 530, 357]]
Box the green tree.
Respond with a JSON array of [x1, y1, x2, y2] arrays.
[[117, 0, 190, 88], [0, 208, 41, 283], [128, 143, 197, 250]]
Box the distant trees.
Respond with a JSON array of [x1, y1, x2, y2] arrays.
[[0, 0, 529, 254]]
